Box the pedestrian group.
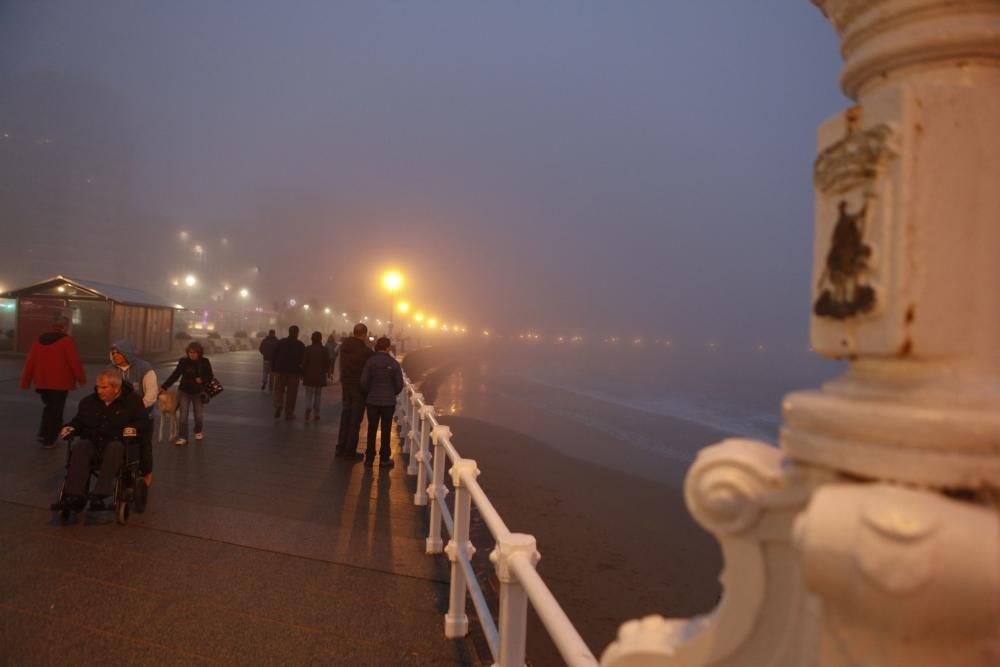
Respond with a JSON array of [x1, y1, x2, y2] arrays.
[[22, 312, 405, 517]]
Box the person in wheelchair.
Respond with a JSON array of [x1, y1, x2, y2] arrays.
[[51, 369, 148, 513]]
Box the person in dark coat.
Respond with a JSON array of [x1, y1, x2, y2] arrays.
[[159, 341, 214, 445], [51, 369, 147, 513], [271, 325, 306, 420], [360, 337, 404, 467], [19, 314, 87, 448], [335, 323, 373, 459], [324, 332, 338, 367], [302, 331, 331, 421], [258, 329, 279, 390]]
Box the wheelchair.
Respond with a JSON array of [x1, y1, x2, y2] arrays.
[[51, 428, 149, 525]]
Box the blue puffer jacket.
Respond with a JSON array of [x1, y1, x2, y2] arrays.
[[360, 352, 403, 407]]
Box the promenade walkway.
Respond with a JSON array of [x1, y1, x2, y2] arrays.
[[0, 350, 482, 666]]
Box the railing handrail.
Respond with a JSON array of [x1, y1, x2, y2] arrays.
[[397, 369, 600, 667]]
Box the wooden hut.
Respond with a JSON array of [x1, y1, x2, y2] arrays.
[[0, 276, 179, 359]]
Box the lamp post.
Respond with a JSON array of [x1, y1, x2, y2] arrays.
[[239, 288, 249, 331], [381, 271, 403, 338], [396, 301, 409, 348], [182, 274, 197, 332]]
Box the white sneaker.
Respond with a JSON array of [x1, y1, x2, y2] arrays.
[[174, 438, 187, 445], [194, 433, 203, 441]]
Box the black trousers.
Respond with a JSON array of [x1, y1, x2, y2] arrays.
[[336, 384, 366, 453], [37, 389, 68, 446], [365, 404, 395, 461], [140, 414, 153, 475], [272, 373, 300, 416], [65, 439, 123, 497]]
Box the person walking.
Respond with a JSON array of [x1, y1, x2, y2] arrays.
[[335, 323, 373, 459], [271, 325, 305, 420], [258, 329, 279, 390], [360, 337, 403, 468], [302, 331, 331, 420], [324, 332, 338, 364], [20, 314, 87, 448], [110, 339, 157, 486], [159, 341, 214, 445]]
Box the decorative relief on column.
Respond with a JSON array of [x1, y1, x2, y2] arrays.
[[794, 483, 1000, 666], [809, 92, 911, 358], [811, 122, 898, 323]]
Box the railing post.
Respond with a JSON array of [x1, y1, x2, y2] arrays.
[[396, 387, 411, 453], [444, 457, 478, 638], [413, 405, 434, 506], [426, 423, 450, 554], [491, 533, 539, 667], [406, 391, 423, 475]]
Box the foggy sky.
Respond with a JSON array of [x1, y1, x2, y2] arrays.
[[0, 2, 846, 349]]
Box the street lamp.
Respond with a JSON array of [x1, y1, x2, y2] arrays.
[[239, 288, 250, 330], [381, 271, 404, 336], [182, 274, 197, 322]]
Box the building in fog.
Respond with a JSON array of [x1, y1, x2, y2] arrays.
[[0, 276, 179, 360]]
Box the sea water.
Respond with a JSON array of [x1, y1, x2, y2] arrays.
[[486, 340, 842, 455]]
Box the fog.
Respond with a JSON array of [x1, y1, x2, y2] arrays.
[[0, 2, 846, 352]]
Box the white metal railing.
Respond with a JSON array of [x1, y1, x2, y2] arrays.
[[395, 371, 600, 667]]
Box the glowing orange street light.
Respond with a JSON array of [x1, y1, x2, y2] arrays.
[[382, 271, 403, 292], [381, 271, 404, 336]]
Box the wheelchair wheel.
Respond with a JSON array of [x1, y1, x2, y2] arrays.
[[117, 500, 130, 525], [134, 478, 148, 514]]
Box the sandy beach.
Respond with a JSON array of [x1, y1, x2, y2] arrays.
[[403, 345, 725, 665]]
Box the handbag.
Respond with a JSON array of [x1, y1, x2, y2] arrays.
[[204, 377, 224, 399]]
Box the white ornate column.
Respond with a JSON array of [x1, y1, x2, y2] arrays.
[[603, 2, 1000, 665]]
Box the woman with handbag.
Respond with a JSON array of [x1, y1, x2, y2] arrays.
[[159, 341, 215, 445]]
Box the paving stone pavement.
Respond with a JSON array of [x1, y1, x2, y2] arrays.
[[0, 351, 482, 666]]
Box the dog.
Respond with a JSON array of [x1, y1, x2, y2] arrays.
[[157, 389, 179, 443]]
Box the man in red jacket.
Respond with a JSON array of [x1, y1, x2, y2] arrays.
[[20, 315, 87, 448]]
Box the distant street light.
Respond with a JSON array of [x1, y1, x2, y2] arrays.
[[381, 271, 404, 336], [239, 288, 249, 298], [382, 271, 403, 292], [184, 274, 197, 287]]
